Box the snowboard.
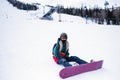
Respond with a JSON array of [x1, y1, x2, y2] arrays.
[[59, 60, 103, 79]]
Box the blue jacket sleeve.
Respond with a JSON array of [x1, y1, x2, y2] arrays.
[[53, 38, 62, 59]]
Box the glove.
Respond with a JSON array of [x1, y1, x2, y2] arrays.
[[58, 58, 66, 64]]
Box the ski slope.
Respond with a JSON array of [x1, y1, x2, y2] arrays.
[[0, 0, 120, 80]]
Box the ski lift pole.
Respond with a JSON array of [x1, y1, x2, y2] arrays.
[[43, 6, 45, 15], [58, 0, 61, 22], [58, 5, 61, 22], [26, 4, 28, 12]]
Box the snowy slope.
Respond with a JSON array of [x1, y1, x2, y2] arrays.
[[0, 0, 120, 80]]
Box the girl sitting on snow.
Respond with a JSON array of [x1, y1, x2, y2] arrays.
[[52, 33, 89, 67]]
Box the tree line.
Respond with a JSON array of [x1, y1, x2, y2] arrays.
[[58, 6, 120, 25], [7, 0, 38, 11]]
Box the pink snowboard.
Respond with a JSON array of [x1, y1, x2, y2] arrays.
[[59, 60, 103, 79]]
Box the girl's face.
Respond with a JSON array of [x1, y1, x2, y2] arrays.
[[60, 36, 67, 40]]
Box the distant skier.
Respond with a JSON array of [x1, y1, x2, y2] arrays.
[[52, 33, 89, 67]]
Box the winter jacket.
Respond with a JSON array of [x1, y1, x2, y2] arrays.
[[53, 38, 70, 60]]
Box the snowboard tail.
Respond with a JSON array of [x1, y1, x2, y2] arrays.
[[59, 60, 103, 79]]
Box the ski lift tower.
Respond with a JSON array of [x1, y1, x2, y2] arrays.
[[104, 0, 109, 9], [58, 0, 62, 22], [58, 5, 62, 22]]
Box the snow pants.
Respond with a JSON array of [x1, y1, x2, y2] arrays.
[[57, 56, 88, 67]]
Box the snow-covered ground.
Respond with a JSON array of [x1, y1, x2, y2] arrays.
[[0, 0, 120, 80]]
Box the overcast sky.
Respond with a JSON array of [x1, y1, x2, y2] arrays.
[[19, 0, 120, 8]]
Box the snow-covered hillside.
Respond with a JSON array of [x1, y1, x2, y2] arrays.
[[0, 0, 120, 80]]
